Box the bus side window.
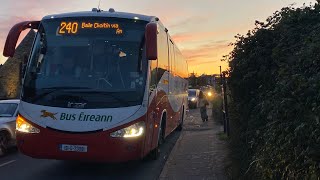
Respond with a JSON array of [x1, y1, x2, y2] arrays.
[[149, 60, 157, 91]]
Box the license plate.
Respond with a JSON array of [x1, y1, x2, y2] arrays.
[[60, 144, 88, 152]]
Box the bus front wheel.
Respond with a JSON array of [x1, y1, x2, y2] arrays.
[[149, 146, 160, 160], [150, 118, 165, 160], [176, 107, 185, 131]]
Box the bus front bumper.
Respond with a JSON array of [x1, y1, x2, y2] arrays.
[[16, 128, 145, 163]]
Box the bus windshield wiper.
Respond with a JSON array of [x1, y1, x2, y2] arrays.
[[74, 90, 131, 107], [31, 87, 91, 103], [0, 114, 12, 117], [137, 35, 145, 72]]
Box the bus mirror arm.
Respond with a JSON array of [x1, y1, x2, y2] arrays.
[[20, 53, 29, 80], [149, 85, 157, 95], [3, 21, 40, 57], [145, 22, 158, 60]]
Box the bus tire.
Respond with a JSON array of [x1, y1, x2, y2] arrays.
[[149, 146, 160, 160], [150, 115, 166, 160], [176, 107, 184, 131], [0, 131, 9, 156]]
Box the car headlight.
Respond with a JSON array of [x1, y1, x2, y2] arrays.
[[16, 114, 40, 134], [110, 122, 145, 138], [191, 97, 196, 102]]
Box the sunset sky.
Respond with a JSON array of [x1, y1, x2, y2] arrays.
[[0, 0, 315, 75]]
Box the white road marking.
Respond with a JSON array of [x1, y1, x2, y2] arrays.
[[0, 160, 16, 168]]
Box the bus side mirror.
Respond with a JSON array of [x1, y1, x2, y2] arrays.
[[145, 22, 158, 60], [3, 21, 40, 57]]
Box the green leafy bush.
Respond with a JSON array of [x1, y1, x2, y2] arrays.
[[228, 3, 320, 179], [211, 91, 223, 123]]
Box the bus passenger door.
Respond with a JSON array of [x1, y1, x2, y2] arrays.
[[144, 59, 159, 155]]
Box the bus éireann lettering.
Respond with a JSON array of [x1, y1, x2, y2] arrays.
[[3, 8, 188, 162], [60, 112, 112, 122]]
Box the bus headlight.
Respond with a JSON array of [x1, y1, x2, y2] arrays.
[[110, 122, 145, 138], [191, 97, 196, 102], [16, 115, 40, 134]]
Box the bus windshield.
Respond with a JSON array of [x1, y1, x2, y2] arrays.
[[22, 17, 148, 109]]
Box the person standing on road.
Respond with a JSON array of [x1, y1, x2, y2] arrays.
[[199, 91, 209, 122]]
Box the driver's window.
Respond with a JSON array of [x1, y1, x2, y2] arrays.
[[28, 33, 41, 73], [28, 26, 46, 74]]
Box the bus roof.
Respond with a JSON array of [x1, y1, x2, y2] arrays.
[[43, 9, 156, 22]]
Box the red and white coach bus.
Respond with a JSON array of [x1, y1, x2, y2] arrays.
[[3, 8, 188, 162]]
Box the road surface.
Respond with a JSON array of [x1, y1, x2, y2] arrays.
[[0, 125, 182, 180]]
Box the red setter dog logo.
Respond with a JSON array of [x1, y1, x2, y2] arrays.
[[40, 110, 58, 120]]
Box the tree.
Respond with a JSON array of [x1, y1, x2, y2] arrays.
[[227, 3, 320, 179]]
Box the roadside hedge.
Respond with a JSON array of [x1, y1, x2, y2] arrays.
[[227, 3, 320, 179]]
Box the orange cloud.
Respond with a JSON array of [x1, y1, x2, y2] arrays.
[[170, 25, 252, 74], [171, 23, 253, 44], [171, 32, 217, 43], [183, 42, 231, 61], [180, 42, 233, 74], [168, 16, 210, 29]]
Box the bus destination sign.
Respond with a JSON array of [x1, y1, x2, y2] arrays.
[[58, 21, 123, 35]]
